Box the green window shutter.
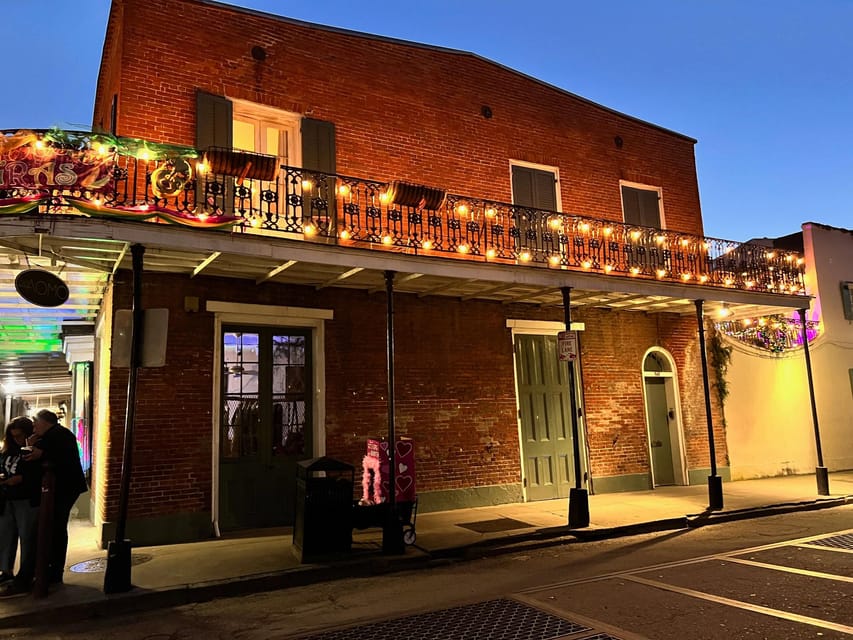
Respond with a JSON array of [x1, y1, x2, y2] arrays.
[[301, 118, 336, 173], [622, 185, 661, 229], [196, 91, 233, 152], [512, 165, 557, 211]]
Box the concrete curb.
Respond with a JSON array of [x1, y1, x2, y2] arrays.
[[3, 495, 851, 631]]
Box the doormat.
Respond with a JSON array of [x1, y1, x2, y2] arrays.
[[456, 517, 533, 533]]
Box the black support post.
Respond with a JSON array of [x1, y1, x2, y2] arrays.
[[382, 270, 404, 554], [695, 300, 723, 510], [104, 243, 145, 593], [798, 308, 830, 495], [561, 287, 589, 528]]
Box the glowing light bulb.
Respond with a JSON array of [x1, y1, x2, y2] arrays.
[[548, 255, 561, 266], [724, 277, 733, 286], [745, 280, 755, 288], [630, 230, 641, 241], [139, 150, 150, 161], [699, 275, 708, 283], [602, 227, 613, 237], [339, 229, 351, 241], [301, 179, 313, 191], [582, 260, 592, 269], [519, 250, 531, 262], [796, 258, 804, 266], [485, 207, 497, 218], [486, 247, 497, 259], [382, 234, 393, 245], [250, 217, 261, 228], [304, 222, 317, 236], [549, 217, 562, 230], [421, 239, 433, 250], [196, 161, 208, 174], [97, 144, 107, 155], [765, 251, 776, 259], [742, 318, 752, 326], [655, 235, 665, 245], [656, 269, 666, 278], [604, 264, 613, 273], [458, 243, 470, 254], [35, 139, 45, 149], [630, 267, 640, 275], [681, 239, 689, 247], [579, 222, 590, 233], [337, 184, 351, 197], [785, 254, 794, 262], [681, 273, 691, 281], [455, 203, 469, 216], [379, 191, 390, 203]]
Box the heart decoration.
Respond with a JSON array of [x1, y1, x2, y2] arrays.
[[399, 462, 408, 474], [396, 441, 413, 458], [396, 476, 413, 493]]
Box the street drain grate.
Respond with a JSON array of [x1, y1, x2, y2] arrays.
[[457, 518, 534, 534], [300, 598, 589, 640], [70, 554, 154, 574], [807, 533, 853, 550], [584, 634, 624, 640]]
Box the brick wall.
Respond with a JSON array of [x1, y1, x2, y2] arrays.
[[95, 0, 703, 236], [103, 271, 724, 520]]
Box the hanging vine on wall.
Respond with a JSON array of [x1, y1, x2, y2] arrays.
[[708, 326, 733, 405]]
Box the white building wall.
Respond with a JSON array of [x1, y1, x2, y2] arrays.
[[725, 223, 853, 480]]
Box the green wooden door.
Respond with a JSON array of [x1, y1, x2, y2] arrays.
[[514, 334, 575, 501], [219, 327, 312, 531], [645, 377, 675, 486]]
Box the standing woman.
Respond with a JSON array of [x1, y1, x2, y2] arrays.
[[0, 416, 40, 596]]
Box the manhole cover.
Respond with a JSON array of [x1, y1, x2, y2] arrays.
[[808, 533, 853, 550], [300, 598, 589, 640], [457, 518, 533, 534], [70, 554, 154, 573]]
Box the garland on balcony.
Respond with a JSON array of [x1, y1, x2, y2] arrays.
[[714, 314, 819, 354], [0, 128, 240, 228]]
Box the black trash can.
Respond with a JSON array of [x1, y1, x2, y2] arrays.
[[293, 457, 354, 562]]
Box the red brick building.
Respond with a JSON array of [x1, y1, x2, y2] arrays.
[[0, 0, 806, 545]]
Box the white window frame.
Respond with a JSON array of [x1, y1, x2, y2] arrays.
[[230, 98, 302, 169], [619, 180, 666, 229], [509, 160, 563, 212]]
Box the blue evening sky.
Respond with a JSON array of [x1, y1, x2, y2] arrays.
[[2, 1, 850, 242]]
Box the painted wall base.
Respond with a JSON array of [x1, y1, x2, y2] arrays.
[[590, 473, 652, 494], [417, 483, 523, 513], [687, 467, 731, 485], [99, 512, 215, 548]]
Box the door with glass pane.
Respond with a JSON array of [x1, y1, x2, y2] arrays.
[[219, 327, 312, 531]]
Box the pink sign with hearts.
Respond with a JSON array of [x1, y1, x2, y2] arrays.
[[366, 438, 416, 502]]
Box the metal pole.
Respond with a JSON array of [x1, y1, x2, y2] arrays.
[[798, 308, 829, 495], [561, 287, 589, 528], [695, 299, 723, 510], [382, 270, 403, 553], [104, 243, 145, 593]]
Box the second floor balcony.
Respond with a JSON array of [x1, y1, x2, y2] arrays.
[[0, 129, 806, 299]]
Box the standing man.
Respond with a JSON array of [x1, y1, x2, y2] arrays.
[[26, 409, 88, 584]]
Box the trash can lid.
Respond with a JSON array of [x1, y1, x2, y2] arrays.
[[297, 456, 354, 472]]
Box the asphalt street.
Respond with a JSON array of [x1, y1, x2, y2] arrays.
[[2, 506, 851, 640]]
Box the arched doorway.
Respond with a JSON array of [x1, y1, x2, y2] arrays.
[[642, 349, 686, 486]]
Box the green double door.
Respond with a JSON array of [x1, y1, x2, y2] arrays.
[[219, 327, 312, 531], [514, 334, 579, 501]]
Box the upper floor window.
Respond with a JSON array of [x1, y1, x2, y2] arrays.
[[621, 183, 664, 229], [511, 162, 559, 211], [232, 99, 301, 170]]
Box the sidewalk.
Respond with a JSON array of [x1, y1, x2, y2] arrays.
[[1, 471, 851, 629]]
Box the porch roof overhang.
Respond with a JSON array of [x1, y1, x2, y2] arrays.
[[0, 215, 809, 398]]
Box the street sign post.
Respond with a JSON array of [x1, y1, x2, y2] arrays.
[[557, 330, 578, 362]]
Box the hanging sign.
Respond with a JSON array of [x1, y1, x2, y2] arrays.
[[557, 330, 578, 362], [15, 269, 69, 307]]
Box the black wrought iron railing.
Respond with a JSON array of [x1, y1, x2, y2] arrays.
[[0, 129, 805, 295]]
